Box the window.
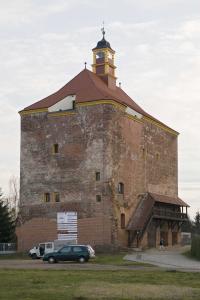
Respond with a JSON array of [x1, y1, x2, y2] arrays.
[[46, 243, 53, 249], [44, 193, 50, 202], [54, 192, 60, 202], [121, 213, 125, 229], [156, 152, 160, 160], [53, 144, 59, 154], [96, 51, 105, 59], [72, 100, 76, 110], [118, 182, 124, 194], [142, 148, 145, 158], [95, 172, 100, 181], [96, 195, 101, 202], [73, 246, 82, 252], [60, 246, 71, 253]]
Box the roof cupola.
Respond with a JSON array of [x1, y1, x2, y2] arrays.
[[92, 27, 117, 89]]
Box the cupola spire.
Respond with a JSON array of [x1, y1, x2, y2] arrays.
[[101, 22, 105, 39]]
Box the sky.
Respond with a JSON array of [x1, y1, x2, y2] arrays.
[[0, 0, 199, 219]]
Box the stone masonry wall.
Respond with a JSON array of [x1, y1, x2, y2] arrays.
[[106, 109, 178, 247], [18, 104, 117, 249], [18, 102, 178, 250]]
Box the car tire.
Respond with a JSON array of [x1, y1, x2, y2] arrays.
[[31, 254, 37, 259], [48, 256, 56, 264], [78, 256, 86, 263]]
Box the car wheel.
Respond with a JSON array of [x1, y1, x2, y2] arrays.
[[31, 254, 37, 259], [78, 256, 86, 263], [48, 256, 56, 264]]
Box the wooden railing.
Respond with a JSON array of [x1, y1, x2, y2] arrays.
[[152, 208, 187, 220]]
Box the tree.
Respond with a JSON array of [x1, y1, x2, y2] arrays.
[[193, 211, 200, 234], [181, 215, 194, 232], [8, 175, 20, 220], [0, 188, 15, 242]]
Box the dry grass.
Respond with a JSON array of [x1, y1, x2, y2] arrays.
[[1, 269, 200, 300], [75, 282, 200, 299]]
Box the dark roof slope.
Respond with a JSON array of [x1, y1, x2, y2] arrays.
[[149, 193, 189, 207], [22, 68, 177, 133], [93, 37, 113, 51]]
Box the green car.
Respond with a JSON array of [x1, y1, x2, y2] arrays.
[[43, 245, 95, 263]]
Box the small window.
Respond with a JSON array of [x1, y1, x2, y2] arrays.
[[142, 148, 145, 158], [54, 192, 60, 202], [156, 152, 160, 160], [96, 172, 100, 181], [72, 100, 76, 110], [44, 193, 50, 202], [118, 182, 124, 194], [96, 195, 101, 202], [96, 51, 105, 59], [53, 144, 59, 154], [121, 213, 125, 229]]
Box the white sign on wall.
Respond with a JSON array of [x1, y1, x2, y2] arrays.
[[57, 212, 77, 242]]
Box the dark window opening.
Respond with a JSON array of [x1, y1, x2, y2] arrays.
[[118, 182, 124, 194], [121, 213, 125, 229], [142, 148, 145, 158], [96, 195, 101, 202], [96, 172, 100, 181], [72, 100, 76, 110], [54, 192, 60, 202], [44, 193, 50, 202], [156, 153, 160, 160], [53, 144, 59, 154]]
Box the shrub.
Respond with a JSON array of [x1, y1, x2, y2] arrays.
[[191, 235, 200, 260]]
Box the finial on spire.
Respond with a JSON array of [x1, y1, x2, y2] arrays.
[[101, 21, 105, 39], [84, 62, 87, 69]]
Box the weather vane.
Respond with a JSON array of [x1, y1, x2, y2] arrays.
[[101, 21, 105, 38]]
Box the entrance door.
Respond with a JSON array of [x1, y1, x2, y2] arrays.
[[160, 231, 168, 246]]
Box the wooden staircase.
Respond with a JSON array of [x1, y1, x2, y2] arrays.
[[127, 193, 155, 247]]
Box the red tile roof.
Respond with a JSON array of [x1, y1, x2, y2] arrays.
[[22, 68, 177, 133], [23, 69, 145, 111]]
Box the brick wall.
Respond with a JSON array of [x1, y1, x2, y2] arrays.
[[16, 218, 57, 251], [78, 216, 111, 246], [16, 215, 112, 251]]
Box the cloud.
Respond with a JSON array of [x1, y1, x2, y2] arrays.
[[0, 0, 71, 26]]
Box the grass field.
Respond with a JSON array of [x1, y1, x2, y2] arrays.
[[0, 252, 149, 266], [0, 269, 200, 300]]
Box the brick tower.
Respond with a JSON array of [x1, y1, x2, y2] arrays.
[[17, 30, 188, 251]]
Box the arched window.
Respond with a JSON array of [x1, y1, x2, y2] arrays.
[[118, 182, 124, 194], [121, 213, 125, 229]]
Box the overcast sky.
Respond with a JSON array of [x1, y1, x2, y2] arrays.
[[0, 0, 200, 218]]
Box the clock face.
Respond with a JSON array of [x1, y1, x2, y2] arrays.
[[96, 51, 105, 59]]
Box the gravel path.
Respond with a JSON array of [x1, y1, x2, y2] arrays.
[[124, 246, 200, 271]]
